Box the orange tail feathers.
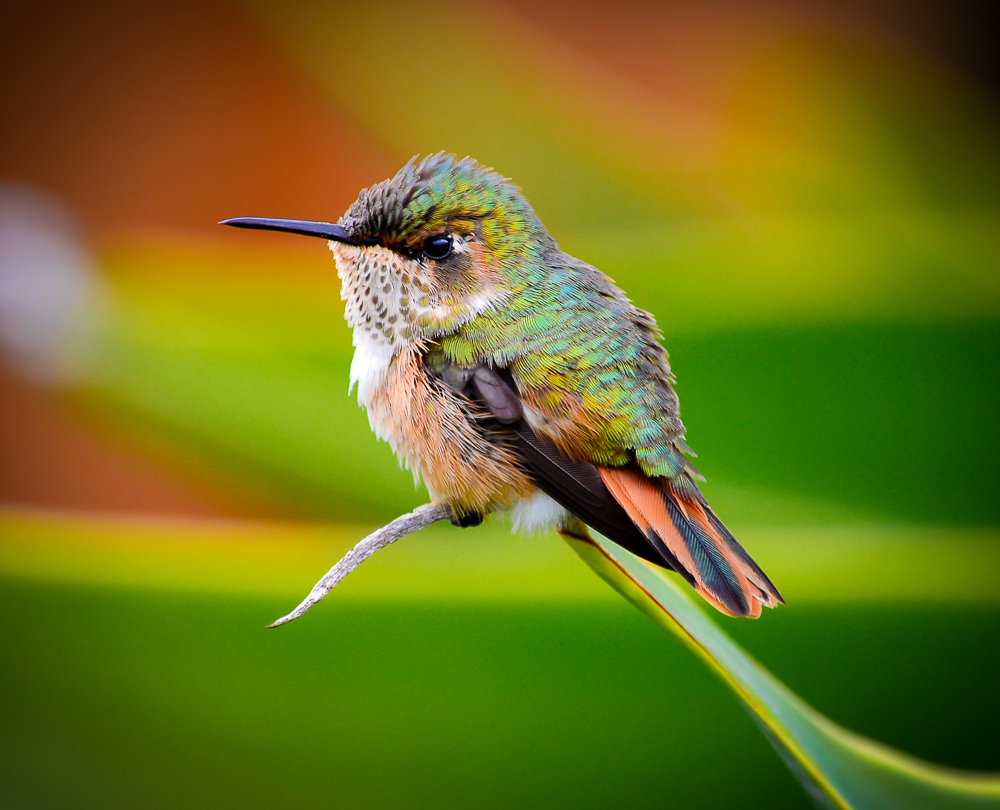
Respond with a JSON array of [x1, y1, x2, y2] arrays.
[[599, 467, 783, 618]]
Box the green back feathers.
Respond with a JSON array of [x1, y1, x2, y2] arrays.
[[441, 252, 692, 479]]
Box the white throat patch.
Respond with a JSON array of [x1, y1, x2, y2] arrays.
[[330, 240, 501, 408]]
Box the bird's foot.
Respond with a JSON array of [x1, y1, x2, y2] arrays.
[[450, 510, 484, 528]]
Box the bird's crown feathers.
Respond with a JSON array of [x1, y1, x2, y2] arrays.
[[338, 153, 542, 251]]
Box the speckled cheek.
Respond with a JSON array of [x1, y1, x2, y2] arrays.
[[331, 242, 426, 350], [330, 240, 505, 347]]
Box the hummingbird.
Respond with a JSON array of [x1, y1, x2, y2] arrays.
[[222, 153, 782, 618]]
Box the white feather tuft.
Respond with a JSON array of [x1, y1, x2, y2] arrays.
[[509, 491, 567, 534]]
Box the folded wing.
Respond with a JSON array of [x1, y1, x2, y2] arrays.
[[462, 363, 783, 618]]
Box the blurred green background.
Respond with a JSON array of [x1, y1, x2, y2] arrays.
[[1, 1, 998, 807]]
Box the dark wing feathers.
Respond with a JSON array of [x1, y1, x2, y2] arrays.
[[430, 354, 780, 617], [508, 422, 669, 568]]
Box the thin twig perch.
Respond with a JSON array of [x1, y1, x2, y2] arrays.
[[268, 501, 453, 628]]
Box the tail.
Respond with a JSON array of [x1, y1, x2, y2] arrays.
[[600, 467, 783, 618]]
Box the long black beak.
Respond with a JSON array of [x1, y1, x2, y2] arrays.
[[219, 217, 359, 243]]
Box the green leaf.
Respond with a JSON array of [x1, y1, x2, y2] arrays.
[[565, 531, 1000, 809]]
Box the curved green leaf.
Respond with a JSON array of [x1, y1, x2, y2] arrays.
[[565, 532, 1000, 809]]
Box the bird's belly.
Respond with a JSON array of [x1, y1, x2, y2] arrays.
[[356, 340, 533, 515]]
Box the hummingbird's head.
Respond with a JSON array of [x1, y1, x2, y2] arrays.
[[222, 154, 549, 349]]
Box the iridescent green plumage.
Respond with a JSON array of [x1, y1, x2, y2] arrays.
[[342, 153, 695, 481]]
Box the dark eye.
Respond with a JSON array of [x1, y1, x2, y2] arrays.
[[423, 234, 453, 260]]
